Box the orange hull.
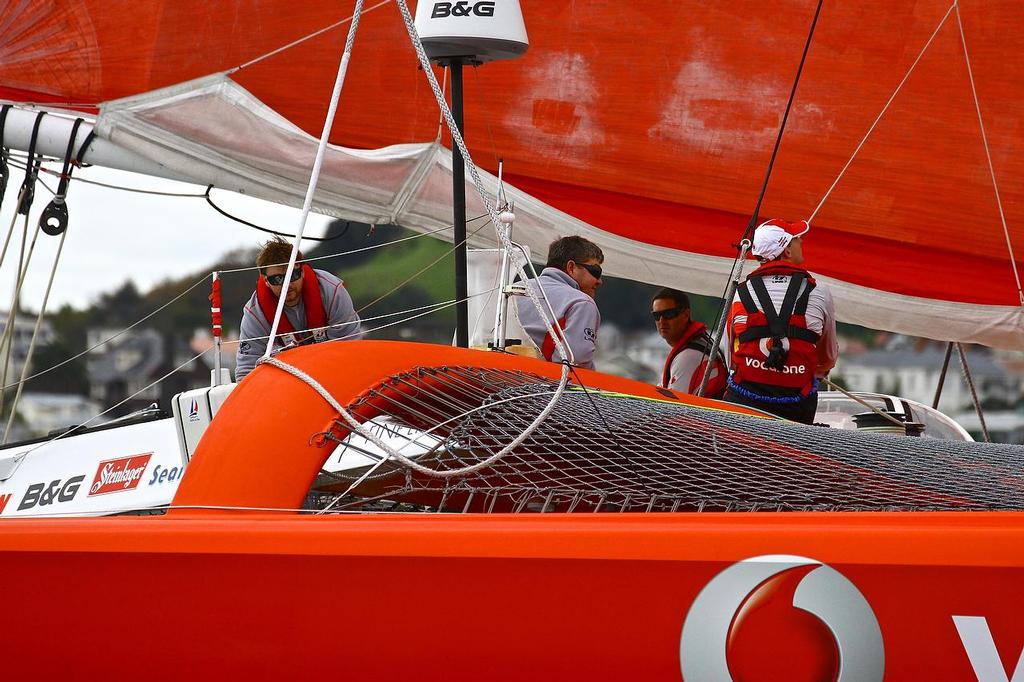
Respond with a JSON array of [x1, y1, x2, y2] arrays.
[[1, 512, 1022, 679], [1, 342, 1022, 678]]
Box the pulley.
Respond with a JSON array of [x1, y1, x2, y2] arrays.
[[39, 200, 68, 236], [37, 117, 86, 237]]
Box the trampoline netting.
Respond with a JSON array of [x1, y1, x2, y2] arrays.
[[303, 366, 1024, 513]]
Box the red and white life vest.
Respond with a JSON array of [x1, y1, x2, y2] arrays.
[[255, 264, 329, 345], [730, 263, 820, 397], [661, 320, 728, 398]]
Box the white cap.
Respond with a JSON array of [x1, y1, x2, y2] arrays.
[[751, 219, 810, 260]]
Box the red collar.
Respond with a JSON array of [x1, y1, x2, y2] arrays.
[[255, 264, 327, 336], [662, 320, 707, 387]]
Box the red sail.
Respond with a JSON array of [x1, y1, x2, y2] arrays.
[[1, 1, 1021, 328]]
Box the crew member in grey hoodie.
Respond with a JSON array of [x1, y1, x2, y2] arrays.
[[515, 236, 603, 369]]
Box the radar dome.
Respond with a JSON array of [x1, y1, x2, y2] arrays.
[[414, 0, 528, 64]]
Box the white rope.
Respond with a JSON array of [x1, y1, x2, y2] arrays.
[[0, 186, 26, 287], [264, 0, 365, 360], [391, 0, 573, 366], [809, 1, 957, 222], [954, 3, 1024, 306], [316, 387, 561, 513], [261, 354, 566, 479], [3, 229, 68, 443], [0, 210, 32, 417], [436, 66, 449, 142], [233, 0, 391, 72], [391, 0, 575, 463]]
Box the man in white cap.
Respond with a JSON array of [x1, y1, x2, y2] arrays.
[[723, 218, 838, 423]]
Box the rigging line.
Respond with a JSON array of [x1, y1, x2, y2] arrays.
[[5, 150, 62, 165], [327, 289, 492, 343], [702, 240, 751, 377], [470, 66, 503, 172], [956, 342, 990, 443], [355, 212, 495, 314], [233, 0, 392, 72], [810, 0, 957, 222], [435, 66, 449, 142], [18, 349, 211, 461], [343, 288, 498, 337], [0, 275, 208, 391], [954, 4, 1023, 306], [264, 0, 366, 362], [394, 0, 572, 366], [743, 0, 824, 241], [566, 362, 619, 439], [226, 289, 497, 349], [0, 211, 32, 417], [6, 155, 204, 197], [702, 0, 824, 375], [3, 228, 68, 444], [0, 185, 26, 276], [216, 221, 472, 274], [50, 170, 204, 197]]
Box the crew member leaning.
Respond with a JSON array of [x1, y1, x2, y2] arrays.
[[516, 236, 603, 369], [235, 237, 362, 381], [651, 288, 728, 398], [724, 219, 838, 423]]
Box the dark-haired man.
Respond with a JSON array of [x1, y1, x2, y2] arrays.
[[516, 235, 603, 369], [235, 237, 361, 381], [651, 288, 727, 398], [724, 219, 838, 423]]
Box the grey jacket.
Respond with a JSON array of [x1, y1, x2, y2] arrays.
[[515, 268, 600, 369], [235, 268, 361, 380]]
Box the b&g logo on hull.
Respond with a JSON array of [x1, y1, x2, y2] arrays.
[[680, 555, 884, 681]]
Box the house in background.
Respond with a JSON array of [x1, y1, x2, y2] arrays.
[[835, 347, 1023, 415], [86, 328, 165, 416], [0, 315, 54, 386], [15, 393, 106, 437]]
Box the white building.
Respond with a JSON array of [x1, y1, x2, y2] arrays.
[[15, 392, 105, 437], [835, 348, 1022, 415], [0, 315, 55, 386]]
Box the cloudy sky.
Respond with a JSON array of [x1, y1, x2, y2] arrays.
[[0, 165, 332, 313]]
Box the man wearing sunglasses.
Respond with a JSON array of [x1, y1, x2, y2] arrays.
[[235, 237, 361, 380], [516, 236, 604, 369], [723, 219, 838, 423], [651, 288, 727, 398]]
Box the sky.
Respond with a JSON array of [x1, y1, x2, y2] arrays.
[[0, 165, 333, 313]]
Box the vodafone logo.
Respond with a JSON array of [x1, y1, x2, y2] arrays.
[[680, 555, 884, 681]]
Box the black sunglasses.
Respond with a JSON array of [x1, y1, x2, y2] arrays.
[[651, 307, 684, 321], [264, 269, 303, 286], [577, 262, 603, 280]]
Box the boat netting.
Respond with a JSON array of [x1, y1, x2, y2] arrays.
[[304, 366, 1024, 513]]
